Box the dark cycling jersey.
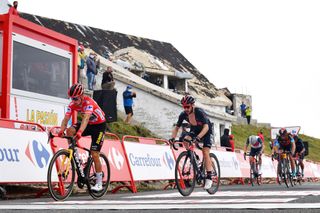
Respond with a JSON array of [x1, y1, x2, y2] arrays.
[[295, 137, 305, 153], [176, 107, 213, 148], [176, 107, 212, 134], [277, 133, 294, 146]]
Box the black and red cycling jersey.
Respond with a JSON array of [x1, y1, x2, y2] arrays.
[[277, 132, 294, 146]]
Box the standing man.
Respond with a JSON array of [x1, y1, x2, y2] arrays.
[[101, 66, 115, 90], [240, 102, 246, 118], [245, 106, 252, 124], [123, 85, 136, 123], [169, 95, 215, 189], [220, 128, 232, 152], [86, 53, 96, 90], [58, 83, 107, 191]]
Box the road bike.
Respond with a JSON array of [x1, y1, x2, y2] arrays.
[[172, 138, 220, 196], [277, 150, 293, 188], [47, 128, 110, 201], [293, 153, 304, 185], [246, 153, 262, 186]]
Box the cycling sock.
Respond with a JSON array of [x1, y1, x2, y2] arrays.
[[96, 172, 103, 185], [206, 171, 212, 179]]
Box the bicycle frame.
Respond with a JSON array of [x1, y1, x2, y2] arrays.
[[51, 136, 89, 195]]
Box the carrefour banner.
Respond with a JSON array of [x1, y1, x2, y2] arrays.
[[212, 150, 242, 177], [0, 127, 54, 182], [123, 141, 175, 181]]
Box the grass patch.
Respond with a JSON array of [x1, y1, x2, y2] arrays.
[[107, 118, 157, 139]]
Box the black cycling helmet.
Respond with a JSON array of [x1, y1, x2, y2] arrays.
[[181, 95, 195, 105], [68, 83, 84, 98], [279, 128, 287, 135]]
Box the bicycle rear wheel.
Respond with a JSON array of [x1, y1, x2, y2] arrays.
[[277, 162, 282, 185], [175, 151, 196, 196], [47, 149, 75, 201], [86, 153, 111, 199], [206, 153, 220, 194], [282, 159, 289, 188]]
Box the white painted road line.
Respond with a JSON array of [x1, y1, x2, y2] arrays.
[[33, 198, 296, 205], [126, 190, 320, 198], [2, 203, 320, 210]]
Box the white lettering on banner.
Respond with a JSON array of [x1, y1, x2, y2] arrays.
[[261, 156, 277, 177], [211, 150, 242, 177], [123, 141, 175, 181], [0, 127, 56, 182], [108, 147, 124, 170]]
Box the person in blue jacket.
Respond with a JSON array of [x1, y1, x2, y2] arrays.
[[123, 85, 136, 123]]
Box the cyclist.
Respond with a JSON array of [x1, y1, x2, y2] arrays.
[[58, 83, 107, 191], [293, 135, 305, 177], [276, 128, 296, 179], [244, 135, 264, 176], [169, 95, 214, 190]]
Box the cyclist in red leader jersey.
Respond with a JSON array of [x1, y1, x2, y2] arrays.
[[58, 83, 107, 191]]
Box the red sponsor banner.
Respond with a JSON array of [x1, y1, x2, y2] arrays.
[[236, 152, 250, 178], [304, 161, 315, 178], [50, 136, 132, 182]]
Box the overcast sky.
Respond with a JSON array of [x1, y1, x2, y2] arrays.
[[14, 0, 320, 138]]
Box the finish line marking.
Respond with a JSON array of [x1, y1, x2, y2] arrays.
[[126, 190, 320, 198], [1, 203, 320, 210]]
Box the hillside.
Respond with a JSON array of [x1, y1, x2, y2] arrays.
[[19, 12, 229, 104], [231, 124, 320, 162]]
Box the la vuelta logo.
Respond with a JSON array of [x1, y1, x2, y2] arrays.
[[25, 140, 50, 168]]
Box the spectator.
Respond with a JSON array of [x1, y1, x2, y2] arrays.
[[101, 66, 115, 90], [220, 128, 232, 151], [92, 53, 100, 87], [245, 106, 252, 125], [123, 85, 136, 124], [229, 134, 235, 152], [8, 1, 19, 16], [258, 130, 264, 142], [240, 102, 246, 118], [78, 45, 86, 83], [86, 53, 96, 90], [155, 77, 163, 87]]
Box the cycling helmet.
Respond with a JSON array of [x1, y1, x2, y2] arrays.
[[181, 95, 195, 105], [68, 83, 84, 98], [279, 128, 287, 135]]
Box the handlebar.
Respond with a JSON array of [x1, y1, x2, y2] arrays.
[[170, 137, 203, 151]]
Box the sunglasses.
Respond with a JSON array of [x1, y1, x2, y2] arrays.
[[72, 97, 80, 101], [183, 105, 192, 109]]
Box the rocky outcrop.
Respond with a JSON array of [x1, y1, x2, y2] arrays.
[[20, 13, 231, 106]]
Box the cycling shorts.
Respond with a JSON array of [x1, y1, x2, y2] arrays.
[[249, 147, 262, 157], [73, 121, 106, 151], [279, 143, 291, 152], [183, 131, 212, 148], [294, 152, 305, 160]]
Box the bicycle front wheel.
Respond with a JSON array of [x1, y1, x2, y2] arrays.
[[206, 153, 220, 194], [86, 153, 111, 199], [47, 149, 75, 201], [175, 151, 196, 196]]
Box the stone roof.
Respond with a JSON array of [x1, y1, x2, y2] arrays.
[[19, 12, 232, 107]]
